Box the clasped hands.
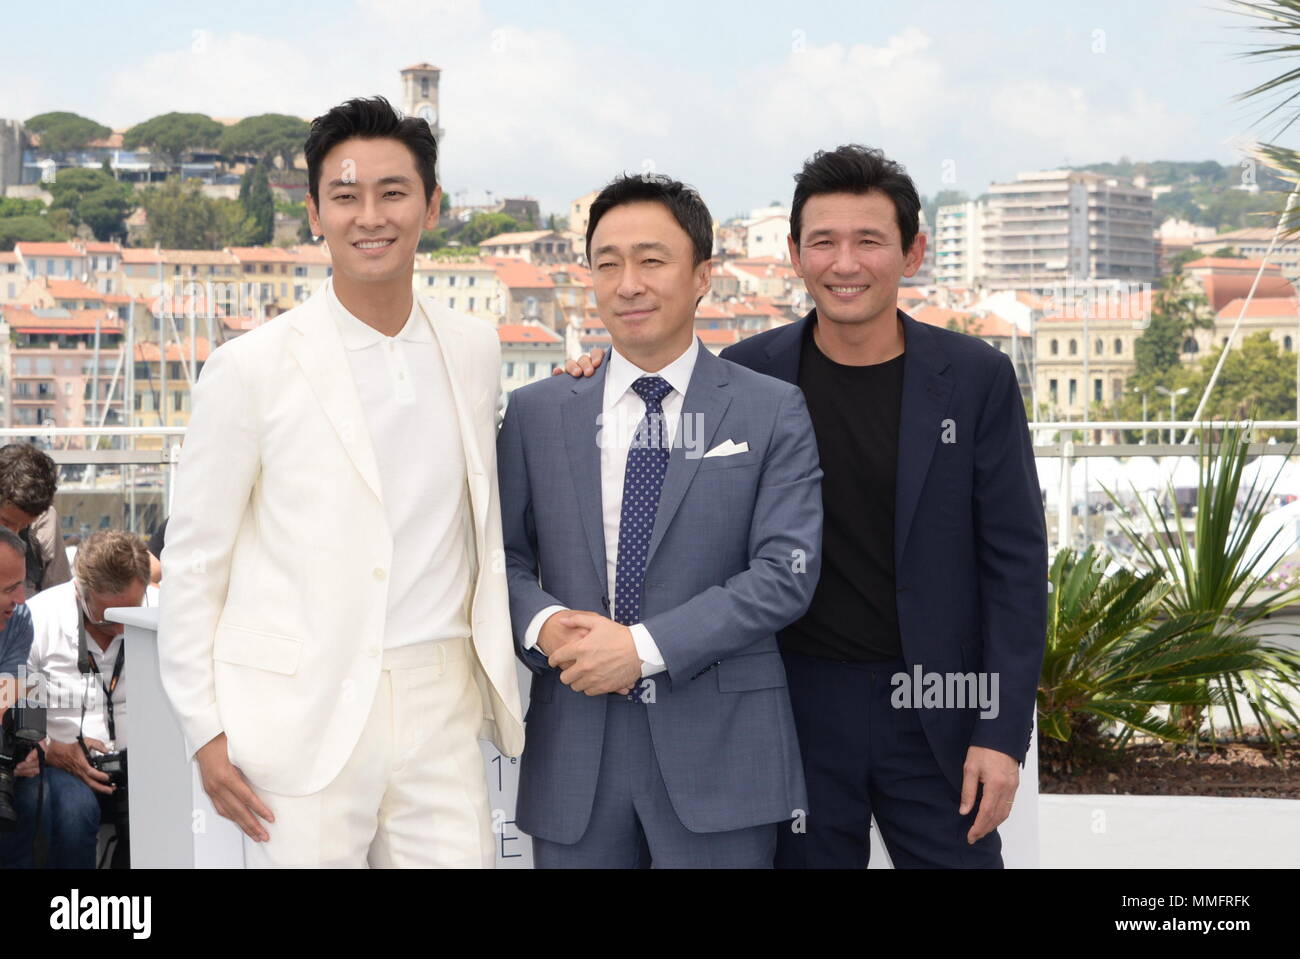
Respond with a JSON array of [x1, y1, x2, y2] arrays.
[[538, 610, 642, 696]]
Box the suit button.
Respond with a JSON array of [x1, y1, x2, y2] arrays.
[[373, 567, 387, 581]]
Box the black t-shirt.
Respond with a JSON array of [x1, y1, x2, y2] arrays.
[[780, 320, 904, 661]]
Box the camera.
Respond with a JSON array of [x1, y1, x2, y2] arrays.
[[85, 745, 128, 792], [0, 702, 46, 833]]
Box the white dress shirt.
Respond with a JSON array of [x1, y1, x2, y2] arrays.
[[328, 282, 472, 650], [25, 580, 160, 750], [524, 337, 701, 677]]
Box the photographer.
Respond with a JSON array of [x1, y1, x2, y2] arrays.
[[0, 444, 73, 598], [0, 531, 154, 868]]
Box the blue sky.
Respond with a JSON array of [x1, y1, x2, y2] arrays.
[[5, 0, 1286, 217]]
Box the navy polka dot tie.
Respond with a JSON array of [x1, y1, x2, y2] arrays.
[[614, 375, 673, 696]]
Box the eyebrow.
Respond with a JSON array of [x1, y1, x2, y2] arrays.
[[325, 175, 416, 190], [592, 241, 675, 258], [804, 227, 889, 241]]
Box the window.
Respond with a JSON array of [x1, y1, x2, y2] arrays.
[[448, 276, 457, 287], [1287, 335, 1294, 352], [295, 266, 306, 277], [505, 362, 515, 377], [1183, 337, 1199, 354], [1114, 337, 1122, 354], [1050, 339, 1058, 356], [468, 276, 476, 287], [174, 392, 184, 411], [1095, 338, 1103, 355], [1094, 378, 1102, 403], [1068, 339, 1077, 356], [1049, 379, 1058, 402], [427, 276, 435, 286], [1068, 379, 1077, 405], [449, 297, 456, 309], [468, 297, 476, 311], [528, 362, 537, 378]]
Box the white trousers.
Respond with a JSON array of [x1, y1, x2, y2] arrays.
[[241, 637, 495, 868]]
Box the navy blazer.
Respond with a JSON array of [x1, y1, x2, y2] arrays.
[[722, 309, 1047, 790]]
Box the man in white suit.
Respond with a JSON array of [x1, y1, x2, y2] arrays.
[[158, 96, 524, 868]]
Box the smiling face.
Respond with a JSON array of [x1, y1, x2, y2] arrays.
[[789, 190, 925, 330], [306, 136, 440, 294], [590, 200, 710, 371]]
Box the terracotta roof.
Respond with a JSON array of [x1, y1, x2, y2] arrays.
[[285, 244, 332, 264], [4, 306, 123, 334], [1185, 257, 1280, 272], [44, 278, 104, 301], [497, 323, 562, 344], [912, 305, 1018, 338], [550, 263, 592, 286], [729, 297, 784, 317], [0, 252, 19, 265], [80, 242, 121, 254], [697, 329, 741, 345], [221, 315, 259, 332], [487, 258, 554, 289], [1198, 274, 1295, 312], [402, 62, 440, 72], [1216, 296, 1300, 320], [897, 288, 927, 302], [15, 242, 85, 258]]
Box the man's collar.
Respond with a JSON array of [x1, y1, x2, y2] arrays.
[[326, 277, 428, 350], [606, 336, 700, 402]]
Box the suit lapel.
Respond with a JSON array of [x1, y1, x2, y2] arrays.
[[894, 313, 953, 565], [562, 364, 611, 595], [418, 296, 488, 539], [646, 347, 730, 566], [761, 312, 811, 385], [286, 287, 384, 505]]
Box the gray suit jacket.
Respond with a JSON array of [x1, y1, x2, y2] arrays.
[[497, 343, 822, 843]]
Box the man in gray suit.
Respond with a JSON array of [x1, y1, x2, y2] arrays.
[[497, 173, 822, 868]]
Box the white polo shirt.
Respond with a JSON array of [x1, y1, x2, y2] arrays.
[[327, 283, 472, 650]]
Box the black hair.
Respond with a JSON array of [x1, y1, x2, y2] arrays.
[[304, 96, 438, 206], [586, 173, 713, 266], [790, 145, 921, 252], [0, 443, 58, 516]]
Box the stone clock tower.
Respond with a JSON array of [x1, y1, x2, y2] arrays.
[[400, 62, 443, 169]]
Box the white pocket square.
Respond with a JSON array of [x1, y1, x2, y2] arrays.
[[703, 439, 749, 458]]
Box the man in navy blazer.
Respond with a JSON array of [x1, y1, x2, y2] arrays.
[[723, 146, 1047, 867], [498, 174, 822, 867]]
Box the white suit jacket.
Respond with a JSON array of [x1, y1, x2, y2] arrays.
[[158, 282, 524, 797]]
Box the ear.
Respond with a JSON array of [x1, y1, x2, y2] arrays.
[[306, 193, 322, 238], [787, 233, 803, 277], [425, 185, 443, 230], [694, 257, 712, 304], [902, 230, 927, 278]]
